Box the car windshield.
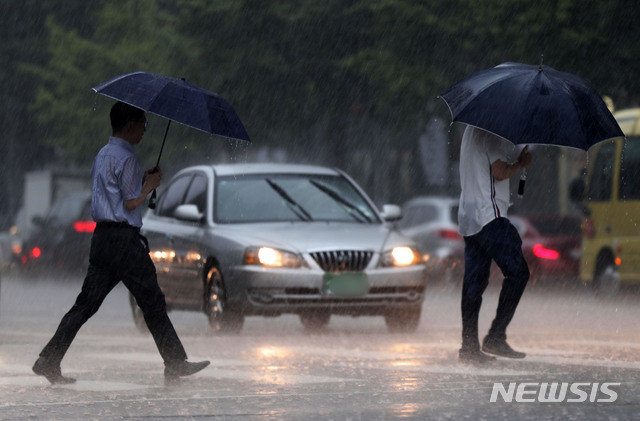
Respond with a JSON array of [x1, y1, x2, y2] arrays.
[[214, 174, 379, 224]]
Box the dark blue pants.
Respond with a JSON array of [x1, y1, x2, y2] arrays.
[[461, 217, 529, 350], [39, 224, 187, 366]]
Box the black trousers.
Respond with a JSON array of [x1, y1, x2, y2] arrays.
[[461, 218, 530, 350], [39, 223, 187, 366]]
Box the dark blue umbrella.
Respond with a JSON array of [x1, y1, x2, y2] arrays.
[[93, 70, 250, 206], [439, 62, 623, 151], [93, 71, 250, 142]]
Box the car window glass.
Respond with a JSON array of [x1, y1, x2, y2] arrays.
[[418, 205, 438, 224], [46, 193, 90, 227], [215, 174, 378, 223], [588, 141, 616, 202], [80, 200, 92, 220], [619, 137, 640, 200], [397, 207, 419, 229], [529, 217, 581, 236], [157, 175, 192, 217], [450, 205, 459, 225], [183, 173, 208, 213], [398, 205, 437, 229]]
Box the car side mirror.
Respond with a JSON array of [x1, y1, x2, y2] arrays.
[[381, 204, 402, 222], [174, 204, 204, 223]]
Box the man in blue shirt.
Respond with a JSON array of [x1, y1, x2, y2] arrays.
[[33, 102, 209, 384]]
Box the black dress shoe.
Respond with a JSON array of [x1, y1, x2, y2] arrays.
[[482, 337, 526, 359], [458, 348, 496, 365], [32, 357, 76, 385], [165, 360, 210, 382]]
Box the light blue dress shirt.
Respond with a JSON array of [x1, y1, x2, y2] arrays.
[[91, 136, 144, 227]]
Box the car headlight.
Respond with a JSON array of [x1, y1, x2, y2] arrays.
[[244, 247, 307, 268], [381, 246, 422, 267]]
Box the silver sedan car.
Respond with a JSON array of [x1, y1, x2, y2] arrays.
[[134, 163, 427, 333]]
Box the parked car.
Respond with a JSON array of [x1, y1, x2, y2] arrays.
[[135, 163, 427, 333], [18, 191, 94, 272], [397, 196, 463, 284], [509, 214, 582, 283]]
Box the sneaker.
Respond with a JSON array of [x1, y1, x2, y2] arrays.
[[164, 360, 210, 383], [32, 357, 76, 385], [482, 337, 526, 359], [458, 348, 496, 365]]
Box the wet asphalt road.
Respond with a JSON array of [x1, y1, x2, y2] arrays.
[[1, 271, 640, 420]]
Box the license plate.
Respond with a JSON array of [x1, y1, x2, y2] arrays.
[[325, 272, 368, 297]]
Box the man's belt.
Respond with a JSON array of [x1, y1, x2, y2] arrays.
[[95, 221, 140, 231]]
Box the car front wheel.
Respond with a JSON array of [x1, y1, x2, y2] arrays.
[[204, 265, 244, 334]]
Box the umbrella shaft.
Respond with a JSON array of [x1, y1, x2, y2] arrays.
[[155, 120, 172, 169]]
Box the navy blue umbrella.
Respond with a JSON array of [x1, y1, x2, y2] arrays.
[[439, 62, 623, 151], [93, 70, 250, 207]]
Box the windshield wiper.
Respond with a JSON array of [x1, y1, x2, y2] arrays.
[[265, 178, 313, 221], [309, 179, 372, 223]]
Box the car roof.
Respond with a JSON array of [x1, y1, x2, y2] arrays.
[[182, 163, 342, 177]]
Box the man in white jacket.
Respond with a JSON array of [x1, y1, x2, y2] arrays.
[[457, 126, 532, 364]]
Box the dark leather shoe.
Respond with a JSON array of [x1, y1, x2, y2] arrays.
[[165, 360, 210, 382], [482, 337, 526, 359], [32, 357, 76, 385], [458, 348, 496, 365]]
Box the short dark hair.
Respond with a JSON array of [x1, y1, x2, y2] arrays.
[[110, 101, 145, 133]]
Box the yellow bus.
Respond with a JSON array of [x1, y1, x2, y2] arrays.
[[577, 108, 640, 295]]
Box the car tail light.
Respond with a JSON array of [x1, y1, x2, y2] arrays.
[[433, 229, 462, 240], [73, 221, 97, 233], [582, 218, 595, 239], [30, 247, 42, 259], [533, 244, 559, 260]]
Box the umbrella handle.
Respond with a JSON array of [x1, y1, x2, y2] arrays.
[[517, 170, 527, 198], [148, 189, 157, 209]]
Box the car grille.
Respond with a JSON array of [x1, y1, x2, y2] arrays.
[[309, 250, 373, 272]]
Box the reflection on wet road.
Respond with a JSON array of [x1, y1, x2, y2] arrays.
[[1, 273, 639, 420]]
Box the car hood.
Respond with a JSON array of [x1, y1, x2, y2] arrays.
[[211, 222, 415, 253]]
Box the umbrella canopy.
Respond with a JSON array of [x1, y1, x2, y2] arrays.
[[92, 71, 250, 142], [439, 62, 623, 150], [93, 70, 250, 208]]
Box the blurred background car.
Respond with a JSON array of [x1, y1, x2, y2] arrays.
[[397, 196, 463, 285], [17, 191, 94, 273], [509, 214, 582, 283], [396, 195, 581, 287], [135, 163, 427, 334]]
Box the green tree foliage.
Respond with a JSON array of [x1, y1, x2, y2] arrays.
[[3, 0, 640, 216], [28, 0, 200, 165], [0, 0, 103, 224]]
